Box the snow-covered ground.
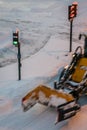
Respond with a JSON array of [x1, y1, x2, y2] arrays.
[[0, 35, 87, 130], [0, 0, 87, 130], [0, 0, 87, 67]]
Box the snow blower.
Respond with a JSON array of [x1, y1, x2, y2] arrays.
[[22, 34, 87, 124], [22, 85, 80, 124]]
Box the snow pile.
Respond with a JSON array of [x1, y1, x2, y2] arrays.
[[49, 95, 66, 107], [38, 91, 49, 104], [38, 91, 67, 107]]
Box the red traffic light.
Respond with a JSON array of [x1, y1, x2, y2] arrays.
[[68, 3, 78, 21], [72, 2, 78, 17]]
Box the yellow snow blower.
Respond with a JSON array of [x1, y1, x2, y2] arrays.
[[22, 85, 79, 124], [22, 34, 87, 124]]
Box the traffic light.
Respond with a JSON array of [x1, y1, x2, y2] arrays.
[[72, 2, 78, 17], [68, 4, 77, 21], [13, 31, 19, 46]]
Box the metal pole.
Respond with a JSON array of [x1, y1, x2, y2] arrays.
[[69, 20, 73, 52], [17, 42, 21, 80]]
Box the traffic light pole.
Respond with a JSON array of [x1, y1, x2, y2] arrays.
[[17, 42, 21, 80], [13, 30, 22, 81], [68, 2, 78, 52], [69, 20, 73, 52]]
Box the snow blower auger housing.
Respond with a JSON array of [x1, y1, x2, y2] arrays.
[[22, 84, 80, 124], [22, 85, 74, 112]]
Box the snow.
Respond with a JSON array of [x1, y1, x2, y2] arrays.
[[48, 95, 66, 107], [38, 91, 50, 104], [0, 35, 72, 130], [0, 36, 72, 81], [61, 105, 87, 130], [0, 34, 87, 130], [0, 0, 87, 130]]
